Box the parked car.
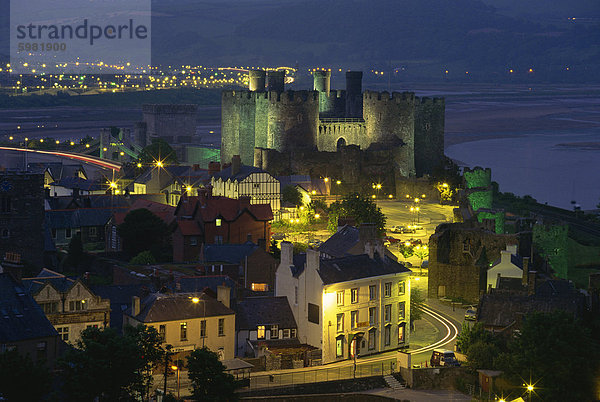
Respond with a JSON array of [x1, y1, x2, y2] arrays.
[[464, 306, 477, 321], [430, 349, 461, 367], [384, 235, 401, 245], [407, 224, 424, 231], [390, 225, 415, 234], [407, 238, 423, 246]]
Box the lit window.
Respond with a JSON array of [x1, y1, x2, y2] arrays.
[[351, 310, 358, 329], [336, 291, 344, 306], [180, 322, 187, 341], [291, 328, 297, 338], [215, 218, 222, 227], [369, 285, 377, 300], [69, 300, 87, 311], [283, 328, 290, 338], [251, 283, 268, 292], [384, 282, 391, 297], [336, 313, 344, 332], [257, 325, 265, 339], [57, 326, 69, 341], [351, 288, 358, 303], [398, 323, 406, 344], [270, 325, 279, 339]]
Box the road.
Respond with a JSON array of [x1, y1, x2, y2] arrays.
[[0, 146, 121, 171]]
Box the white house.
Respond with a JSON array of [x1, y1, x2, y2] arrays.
[[211, 155, 281, 216], [276, 240, 412, 364], [486, 244, 529, 290]]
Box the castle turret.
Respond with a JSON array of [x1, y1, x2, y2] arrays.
[[267, 70, 285, 92], [313, 70, 331, 95], [345, 71, 363, 118], [266, 91, 319, 152], [248, 69, 266, 91]]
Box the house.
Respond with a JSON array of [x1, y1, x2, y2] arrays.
[[198, 242, 278, 291], [90, 283, 148, 332], [235, 296, 298, 358], [173, 192, 272, 261], [211, 156, 281, 216], [106, 199, 176, 253], [276, 241, 411, 364], [0, 171, 45, 268], [318, 224, 397, 261], [45, 208, 123, 249], [0, 272, 60, 366], [48, 177, 105, 197], [123, 288, 235, 363], [28, 162, 87, 190], [22, 269, 111, 344], [486, 244, 530, 291]]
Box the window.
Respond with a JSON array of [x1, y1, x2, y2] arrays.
[[270, 325, 279, 339], [384, 304, 392, 322], [368, 328, 376, 350], [1, 229, 9, 238], [398, 281, 406, 295], [257, 325, 265, 339], [291, 328, 297, 338], [351, 288, 358, 304], [89, 227, 97, 236], [0, 196, 11, 213], [200, 321, 206, 338], [294, 286, 298, 305], [336, 335, 344, 358], [336, 291, 344, 306], [214, 235, 223, 244], [384, 282, 391, 297], [180, 322, 187, 340], [384, 325, 391, 346], [463, 240, 470, 252], [283, 328, 290, 338], [86, 324, 99, 330], [351, 310, 358, 329], [36, 341, 47, 361], [159, 325, 166, 342], [190, 236, 197, 246], [40, 302, 58, 314], [253, 183, 260, 189], [369, 285, 377, 300], [215, 218, 222, 227], [57, 327, 69, 341], [69, 300, 87, 311], [369, 307, 376, 326], [398, 323, 406, 344], [398, 301, 405, 320], [65, 228, 72, 238], [336, 313, 344, 332], [218, 318, 225, 336], [251, 283, 268, 292], [308, 303, 319, 324]]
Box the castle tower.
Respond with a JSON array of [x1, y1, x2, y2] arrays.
[[266, 70, 285, 92], [345, 71, 363, 118], [313, 70, 331, 95], [363, 91, 416, 177], [414, 97, 445, 176], [312, 70, 345, 118], [134, 121, 148, 148], [142, 104, 198, 145], [266, 91, 319, 153], [248, 69, 266, 91]]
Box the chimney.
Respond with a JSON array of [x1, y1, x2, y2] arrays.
[[132, 296, 140, 316], [280, 241, 293, 268], [527, 271, 537, 295], [522, 257, 529, 286], [208, 162, 221, 176], [217, 285, 230, 308], [500, 250, 510, 265], [365, 242, 374, 259], [306, 248, 320, 274], [231, 155, 241, 176], [358, 223, 377, 242]]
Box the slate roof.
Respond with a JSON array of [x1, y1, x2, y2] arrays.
[[212, 164, 265, 181], [490, 253, 524, 270], [46, 208, 116, 229], [28, 162, 87, 181], [0, 273, 58, 343], [176, 196, 273, 222], [202, 242, 258, 264], [177, 276, 237, 300], [91, 284, 148, 330], [317, 254, 411, 285], [235, 296, 297, 330], [126, 292, 234, 323], [22, 269, 79, 294], [318, 225, 360, 258]]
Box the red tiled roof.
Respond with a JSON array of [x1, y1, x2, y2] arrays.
[[177, 195, 272, 222], [177, 220, 202, 236]]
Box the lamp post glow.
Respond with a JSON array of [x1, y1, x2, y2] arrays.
[[171, 365, 180, 399]]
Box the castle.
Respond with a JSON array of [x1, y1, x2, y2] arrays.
[[221, 70, 445, 182]]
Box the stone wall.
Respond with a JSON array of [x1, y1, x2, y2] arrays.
[[414, 97, 445, 177], [401, 366, 476, 390], [142, 104, 197, 145], [0, 172, 45, 268]]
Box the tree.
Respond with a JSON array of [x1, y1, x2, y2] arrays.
[[60, 325, 163, 401], [497, 312, 600, 401], [117, 208, 169, 258], [66, 232, 84, 269], [130, 250, 156, 265], [0, 350, 52, 402], [327, 193, 387, 235], [398, 242, 414, 260], [455, 322, 502, 368], [410, 287, 425, 331], [138, 138, 178, 166], [281, 185, 303, 207], [186, 347, 238, 402]]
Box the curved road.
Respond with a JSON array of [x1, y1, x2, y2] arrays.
[[0, 146, 121, 171]]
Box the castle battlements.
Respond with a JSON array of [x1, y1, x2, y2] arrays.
[[141, 104, 198, 114], [417, 97, 445, 105], [363, 90, 415, 103]]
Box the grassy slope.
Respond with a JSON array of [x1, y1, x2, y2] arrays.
[[567, 238, 600, 288]]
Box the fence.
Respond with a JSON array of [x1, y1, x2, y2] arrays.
[[249, 358, 396, 389]]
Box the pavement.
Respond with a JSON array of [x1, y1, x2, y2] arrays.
[[363, 387, 472, 401]]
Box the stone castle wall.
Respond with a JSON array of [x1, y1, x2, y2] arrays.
[[414, 97, 445, 177], [142, 104, 198, 145]]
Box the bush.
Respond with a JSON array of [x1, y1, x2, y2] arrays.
[[130, 250, 156, 265]]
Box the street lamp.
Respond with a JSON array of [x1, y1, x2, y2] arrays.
[[171, 364, 180, 399], [192, 296, 206, 347]]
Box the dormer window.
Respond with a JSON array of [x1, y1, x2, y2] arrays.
[[216, 218, 222, 227]]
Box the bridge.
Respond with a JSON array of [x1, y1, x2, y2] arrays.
[[0, 146, 122, 171]]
